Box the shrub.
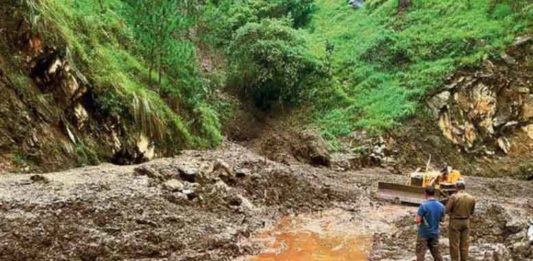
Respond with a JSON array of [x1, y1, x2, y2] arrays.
[[229, 19, 323, 109]]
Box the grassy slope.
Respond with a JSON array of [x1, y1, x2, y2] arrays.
[[308, 0, 531, 138], [35, 0, 222, 150]]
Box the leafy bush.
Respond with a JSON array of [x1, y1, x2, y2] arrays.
[[267, 0, 317, 28], [200, 0, 316, 46], [229, 19, 323, 109], [490, 3, 512, 19]]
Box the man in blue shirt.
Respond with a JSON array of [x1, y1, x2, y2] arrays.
[[416, 186, 445, 261]]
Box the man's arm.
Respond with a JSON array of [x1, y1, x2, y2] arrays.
[[416, 214, 422, 224], [445, 195, 455, 214], [416, 205, 425, 224], [470, 198, 476, 216]]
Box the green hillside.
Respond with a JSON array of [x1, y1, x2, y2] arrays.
[[2, 0, 531, 169], [308, 0, 531, 137], [25, 0, 223, 149], [22, 0, 533, 142]]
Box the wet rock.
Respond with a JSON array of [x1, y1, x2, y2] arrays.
[[295, 131, 331, 167], [496, 137, 511, 154], [134, 165, 161, 180], [349, 0, 364, 9], [182, 189, 197, 200], [514, 35, 532, 47], [182, 182, 199, 200], [136, 134, 155, 161], [492, 118, 506, 129], [73, 103, 88, 130], [432, 41, 532, 154], [226, 195, 242, 206], [30, 174, 49, 184], [518, 87, 530, 94], [64, 124, 76, 144], [234, 168, 251, 178], [112, 134, 155, 165], [330, 153, 363, 171], [213, 159, 233, 176], [427, 91, 450, 117], [162, 179, 184, 192], [348, 130, 369, 141], [214, 180, 230, 193], [178, 164, 198, 183], [500, 52, 516, 65]]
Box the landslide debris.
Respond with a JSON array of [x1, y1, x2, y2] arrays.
[[0, 142, 531, 260], [0, 142, 363, 260]]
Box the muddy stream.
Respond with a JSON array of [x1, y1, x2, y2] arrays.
[[241, 205, 414, 261]]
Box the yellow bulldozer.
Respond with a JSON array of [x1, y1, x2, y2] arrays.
[[376, 166, 462, 205]]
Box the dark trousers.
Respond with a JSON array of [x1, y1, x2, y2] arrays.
[[416, 236, 442, 261], [449, 219, 470, 261]]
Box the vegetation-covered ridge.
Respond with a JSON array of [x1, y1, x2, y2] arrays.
[[196, 0, 531, 141], [2, 0, 531, 170], [24, 0, 223, 150], [308, 0, 532, 137]]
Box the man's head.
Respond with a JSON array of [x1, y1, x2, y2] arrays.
[[456, 180, 466, 190], [425, 186, 436, 198]]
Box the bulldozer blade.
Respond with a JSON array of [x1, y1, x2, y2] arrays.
[[376, 182, 426, 205]]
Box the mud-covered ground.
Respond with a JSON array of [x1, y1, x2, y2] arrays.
[[0, 142, 531, 260]]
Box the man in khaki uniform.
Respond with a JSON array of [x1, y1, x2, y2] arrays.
[[446, 181, 476, 261]]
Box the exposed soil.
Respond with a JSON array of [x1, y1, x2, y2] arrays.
[[0, 142, 531, 260]]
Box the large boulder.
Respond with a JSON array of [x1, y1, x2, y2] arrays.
[[178, 163, 199, 183], [294, 131, 331, 167]]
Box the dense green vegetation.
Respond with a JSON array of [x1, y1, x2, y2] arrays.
[[19, 0, 533, 153], [29, 0, 221, 151], [199, 0, 531, 140], [308, 0, 532, 137], [200, 0, 323, 109]]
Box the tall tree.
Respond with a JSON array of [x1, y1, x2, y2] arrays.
[[126, 0, 197, 90]]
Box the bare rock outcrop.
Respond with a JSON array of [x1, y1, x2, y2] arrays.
[[428, 36, 532, 155]]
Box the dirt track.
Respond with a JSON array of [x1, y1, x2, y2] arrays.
[[0, 142, 531, 260]]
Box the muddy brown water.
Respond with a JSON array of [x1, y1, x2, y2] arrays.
[[244, 206, 413, 261]]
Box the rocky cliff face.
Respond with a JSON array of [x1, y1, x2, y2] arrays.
[[428, 36, 532, 156], [382, 36, 532, 179], [0, 4, 155, 173]]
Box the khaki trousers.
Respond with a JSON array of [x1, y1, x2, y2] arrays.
[[416, 236, 442, 261], [449, 219, 470, 261]]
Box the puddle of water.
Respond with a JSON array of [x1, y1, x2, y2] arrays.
[[251, 229, 371, 261], [242, 205, 414, 261], [248, 209, 376, 261]]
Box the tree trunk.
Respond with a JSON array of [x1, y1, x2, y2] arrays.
[[398, 0, 411, 12]]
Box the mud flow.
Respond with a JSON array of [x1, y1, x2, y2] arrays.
[[245, 206, 413, 261]]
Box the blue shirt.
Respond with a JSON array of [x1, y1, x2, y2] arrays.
[[417, 199, 445, 238]]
